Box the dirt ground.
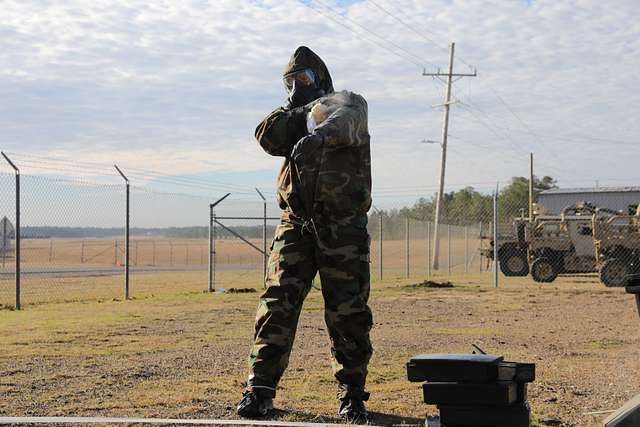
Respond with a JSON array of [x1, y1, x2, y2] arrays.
[[1, 274, 639, 427]]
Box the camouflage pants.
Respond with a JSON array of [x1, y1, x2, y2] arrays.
[[247, 214, 373, 396]]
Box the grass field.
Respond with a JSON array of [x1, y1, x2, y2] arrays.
[[1, 273, 638, 426], [10, 233, 483, 270], [17, 237, 211, 267], [1, 234, 485, 307]]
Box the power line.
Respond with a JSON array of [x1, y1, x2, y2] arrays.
[[375, 0, 450, 47], [462, 91, 562, 159], [362, 1, 607, 154], [455, 98, 541, 158], [456, 109, 636, 146], [366, 0, 569, 154], [454, 103, 588, 180], [455, 68, 623, 157], [296, 0, 435, 69], [366, 0, 476, 70], [312, 0, 438, 68], [366, 0, 449, 52], [366, 0, 633, 155], [457, 91, 637, 164], [299, 0, 577, 178], [455, 102, 527, 163]]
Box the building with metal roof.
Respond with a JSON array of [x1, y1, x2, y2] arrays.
[[538, 187, 640, 214]]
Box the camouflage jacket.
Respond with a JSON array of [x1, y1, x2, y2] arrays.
[[255, 46, 371, 223], [256, 91, 371, 223]]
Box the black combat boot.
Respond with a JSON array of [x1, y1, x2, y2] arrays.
[[338, 384, 370, 424], [237, 388, 274, 418]]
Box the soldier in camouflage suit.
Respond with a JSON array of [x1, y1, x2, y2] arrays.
[[237, 46, 373, 422]]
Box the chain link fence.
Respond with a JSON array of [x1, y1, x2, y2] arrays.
[[2, 156, 637, 309], [0, 170, 16, 309], [0, 165, 286, 308], [209, 200, 280, 292], [20, 176, 124, 305], [129, 186, 212, 299], [367, 214, 487, 282]]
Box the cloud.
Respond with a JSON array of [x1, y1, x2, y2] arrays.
[[0, 0, 639, 206]]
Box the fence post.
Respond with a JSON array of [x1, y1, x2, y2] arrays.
[[208, 205, 214, 292], [256, 188, 267, 289], [208, 193, 230, 292], [114, 165, 130, 300], [465, 225, 469, 274], [1, 219, 6, 269], [81, 239, 85, 263], [1, 152, 20, 310], [479, 221, 483, 273], [186, 243, 189, 266], [212, 215, 217, 289], [427, 221, 431, 278], [493, 185, 499, 288], [152, 240, 156, 266], [169, 242, 173, 266], [405, 216, 410, 279], [114, 240, 118, 265], [49, 239, 54, 263], [379, 211, 383, 281], [447, 224, 451, 276]]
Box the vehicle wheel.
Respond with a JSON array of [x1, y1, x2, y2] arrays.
[[499, 250, 529, 276], [599, 258, 630, 287], [531, 257, 558, 283]]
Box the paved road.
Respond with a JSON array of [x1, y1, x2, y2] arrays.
[[0, 264, 256, 278]]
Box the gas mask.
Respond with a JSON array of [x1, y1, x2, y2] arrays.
[[284, 68, 324, 108]]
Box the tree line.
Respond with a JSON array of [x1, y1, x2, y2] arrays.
[[366, 176, 557, 239]]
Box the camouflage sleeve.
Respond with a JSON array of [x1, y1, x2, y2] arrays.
[[312, 93, 369, 147], [255, 106, 309, 157]]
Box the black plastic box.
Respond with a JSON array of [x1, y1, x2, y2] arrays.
[[407, 354, 504, 383], [407, 354, 535, 384], [423, 381, 517, 406], [438, 402, 530, 427]]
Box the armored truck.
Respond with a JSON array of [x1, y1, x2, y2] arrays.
[[482, 202, 611, 283], [593, 208, 640, 286]]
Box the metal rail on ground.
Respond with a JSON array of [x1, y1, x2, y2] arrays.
[[0, 416, 369, 426]]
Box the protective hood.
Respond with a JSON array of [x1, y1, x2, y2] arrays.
[[283, 46, 334, 96]]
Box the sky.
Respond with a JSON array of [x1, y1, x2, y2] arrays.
[[1, 0, 639, 220]]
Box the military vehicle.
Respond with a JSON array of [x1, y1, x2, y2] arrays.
[[592, 208, 640, 286], [480, 219, 529, 277], [482, 202, 612, 283]]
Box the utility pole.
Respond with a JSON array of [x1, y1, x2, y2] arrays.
[[529, 153, 534, 222], [423, 42, 476, 270]]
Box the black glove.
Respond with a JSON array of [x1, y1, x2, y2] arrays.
[[287, 80, 325, 109], [286, 105, 310, 143], [291, 134, 324, 162]]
